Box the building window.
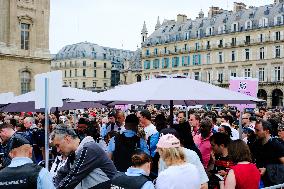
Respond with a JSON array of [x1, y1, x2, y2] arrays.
[[163, 58, 169, 68], [218, 73, 223, 83], [183, 56, 190, 66], [194, 72, 200, 80], [93, 70, 96, 77], [144, 60, 151, 69], [245, 36, 250, 45], [94, 62, 96, 67], [245, 49, 250, 60], [172, 57, 179, 67], [276, 31, 281, 41], [231, 71, 237, 77], [146, 49, 150, 56], [260, 34, 263, 43], [195, 43, 199, 51], [174, 46, 177, 52], [153, 59, 159, 69], [184, 44, 187, 51], [207, 72, 211, 83], [164, 47, 167, 54], [104, 83, 107, 88], [103, 54, 107, 59], [154, 48, 158, 55], [206, 53, 210, 64], [21, 23, 30, 50], [83, 61, 86, 67], [231, 37, 236, 46], [69, 82, 72, 87], [274, 66, 281, 81], [104, 71, 107, 78], [104, 63, 107, 68], [83, 69, 86, 77], [69, 70, 72, 77], [218, 40, 223, 48], [20, 71, 31, 94], [206, 41, 211, 49], [232, 51, 235, 62], [244, 68, 251, 77], [258, 68, 265, 82], [260, 47, 265, 60], [218, 52, 223, 63], [93, 82, 96, 88], [82, 82, 86, 88], [193, 54, 200, 65], [276, 46, 281, 58], [75, 69, 77, 77], [75, 82, 78, 88], [64, 70, 67, 78]]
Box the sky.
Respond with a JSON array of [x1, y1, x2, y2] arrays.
[[49, 0, 272, 54]]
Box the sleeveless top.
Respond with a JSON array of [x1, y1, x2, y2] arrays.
[[231, 163, 260, 189]]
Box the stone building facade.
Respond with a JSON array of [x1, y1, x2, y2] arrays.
[[139, 1, 284, 108], [51, 42, 134, 92], [0, 0, 51, 95]]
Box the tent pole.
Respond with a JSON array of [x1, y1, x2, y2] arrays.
[[239, 111, 243, 139], [170, 100, 173, 127]]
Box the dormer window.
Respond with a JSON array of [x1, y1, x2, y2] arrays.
[[259, 17, 268, 27], [245, 20, 252, 30], [274, 15, 283, 25], [231, 22, 239, 32]]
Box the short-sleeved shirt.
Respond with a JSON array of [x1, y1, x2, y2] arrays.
[[156, 163, 201, 189], [194, 134, 212, 168], [107, 130, 150, 155], [159, 147, 209, 184], [252, 138, 284, 167]]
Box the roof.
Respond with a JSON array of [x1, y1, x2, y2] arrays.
[[143, 2, 284, 46]]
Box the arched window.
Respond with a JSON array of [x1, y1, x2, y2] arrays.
[[20, 71, 31, 94]]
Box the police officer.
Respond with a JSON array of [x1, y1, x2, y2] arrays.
[[0, 134, 55, 189], [111, 151, 154, 189]]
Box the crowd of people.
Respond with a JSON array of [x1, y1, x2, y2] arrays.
[[0, 106, 283, 189]]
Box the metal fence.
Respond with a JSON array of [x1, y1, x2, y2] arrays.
[[262, 183, 284, 189]]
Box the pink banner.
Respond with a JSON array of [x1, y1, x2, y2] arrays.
[[229, 77, 259, 111]]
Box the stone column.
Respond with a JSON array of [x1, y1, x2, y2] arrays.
[[267, 96, 272, 108]]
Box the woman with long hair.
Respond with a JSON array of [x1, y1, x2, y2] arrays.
[[220, 139, 260, 189]]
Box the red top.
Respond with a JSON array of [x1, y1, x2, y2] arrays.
[[231, 163, 260, 189]]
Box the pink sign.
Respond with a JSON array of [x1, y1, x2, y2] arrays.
[[229, 77, 259, 111], [115, 105, 128, 111]]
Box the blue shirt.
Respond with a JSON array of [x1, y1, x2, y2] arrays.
[[107, 130, 150, 155], [125, 167, 155, 189], [147, 132, 159, 157], [8, 157, 55, 189]]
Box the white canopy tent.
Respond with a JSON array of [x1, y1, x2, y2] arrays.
[[0, 87, 103, 112], [0, 92, 14, 105], [92, 77, 261, 105], [88, 77, 262, 131]]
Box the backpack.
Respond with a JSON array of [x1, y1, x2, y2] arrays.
[[113, 133, 141, 172]]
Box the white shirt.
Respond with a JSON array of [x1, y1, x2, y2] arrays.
[[159, 147, 209, 184], [156, 163, 200, 189], [231, 127, 239, 140], [144, 123, 158, 140]]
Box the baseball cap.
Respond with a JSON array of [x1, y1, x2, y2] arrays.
[[9, 135, 30, 152], [157, 134, 180, 148]]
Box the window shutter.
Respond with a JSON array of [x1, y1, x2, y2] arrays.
[[162, 58, 164, 68], [193, 55, 195, 65], [188, 56, 190, 66], [182, 56, 184, 66], [172, 57, 174, 67], [198, 54, 201, 65], [177, 57, 180, 67]]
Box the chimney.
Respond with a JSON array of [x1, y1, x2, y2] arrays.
[[208, 6, 222, 18], [233, 2, 246, 12], [177, 14, 187, 23]]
